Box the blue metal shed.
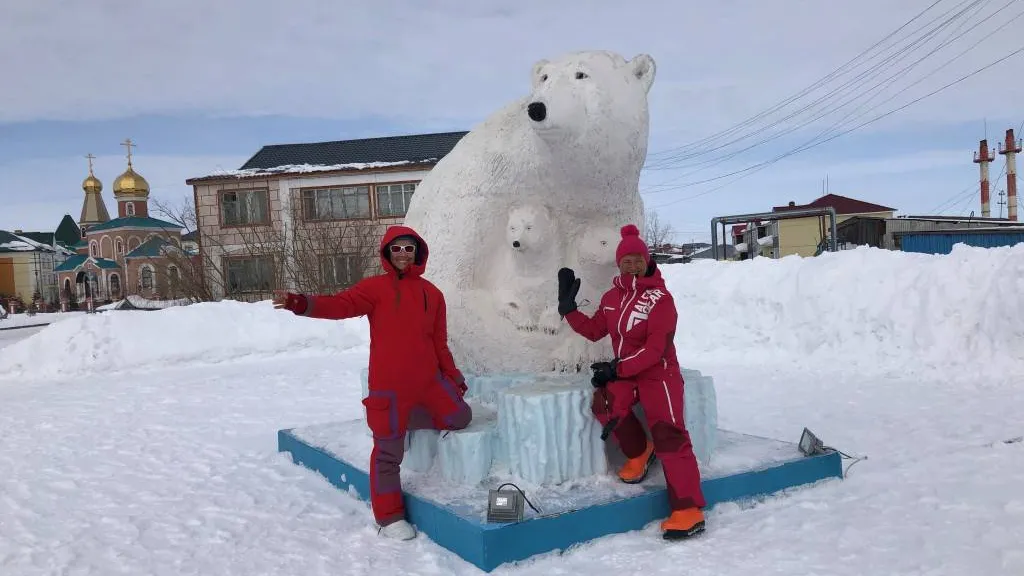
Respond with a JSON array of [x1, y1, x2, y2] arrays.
[[897, 228, 1024, 254]]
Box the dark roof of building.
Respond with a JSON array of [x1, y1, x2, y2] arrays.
[[85, 216, 183, 234], [241, 131, 468, 170], [185, 131, 469, 183], [53, 255, 120, 272], [0, 230, 62, 254], [124, 236, 172, 259], [773, 194, 896, 215], [55, 214, 82, 247], [17, 232, 55, 246]]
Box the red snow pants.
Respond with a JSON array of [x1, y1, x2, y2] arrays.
[[361, 371, 472, 526], [591, 373, 706, 510]]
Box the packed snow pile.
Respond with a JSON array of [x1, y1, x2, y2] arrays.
[[0, 300, 369, 379], [663, 244, 1024, 377], [4, 243, 1022, 381]]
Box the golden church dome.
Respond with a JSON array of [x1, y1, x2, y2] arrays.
[[82, 174, 102, 194], [113, 166, 150, 197]]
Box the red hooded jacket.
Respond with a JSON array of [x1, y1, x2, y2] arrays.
[[293, 226, 463, 391], [565, 262, 680, 381]]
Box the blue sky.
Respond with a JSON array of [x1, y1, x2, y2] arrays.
[[2, 0, 1022, 243]]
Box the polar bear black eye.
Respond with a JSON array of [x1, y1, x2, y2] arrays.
[[541, 74, 548, 82], [576, 71, 588, 79]]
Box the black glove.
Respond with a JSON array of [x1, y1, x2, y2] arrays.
[[558, 267, 581, 316], [590, 359, 619, 388]]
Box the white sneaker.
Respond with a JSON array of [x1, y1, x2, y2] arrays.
[[379, 519, 417, 540]]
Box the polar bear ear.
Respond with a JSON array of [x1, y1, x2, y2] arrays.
[[532, 59, 550, 88], [629, 54, 656, 94]]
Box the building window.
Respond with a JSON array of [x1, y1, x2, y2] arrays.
[[109, 274, 121, 297], [167, 266, 181, 297], [126, 202, 136, 216], [90, 241, 98, 257], [376, 183, 416, 218], [301, 186, 371, 221], [321, 254, 363, 290], [221, 189, 269, 226], [116, 238, 123, 255], [225, 257, 274, 294], [140, 265, 155, 292]]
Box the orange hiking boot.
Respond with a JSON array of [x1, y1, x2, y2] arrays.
[[661, 507, 706, 540], [618, 441, 656, 484]]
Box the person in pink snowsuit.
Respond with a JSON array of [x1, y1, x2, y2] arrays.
[[558, 224, 707, 540]]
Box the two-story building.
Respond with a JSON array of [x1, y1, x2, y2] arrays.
[[184, 131, 467, 301], [770, 194, 896, 257]]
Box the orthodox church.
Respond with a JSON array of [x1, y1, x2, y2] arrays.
[[56, 140, 187, 310]]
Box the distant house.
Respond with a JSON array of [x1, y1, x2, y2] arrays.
[[185, 131, 468, 301], [731, 221, 777, 259], [0, 229, 72, 309], [771, 194, 896, 258], [836, 214, 1024, 251]]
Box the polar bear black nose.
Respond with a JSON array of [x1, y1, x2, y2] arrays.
[[512, 240, 521, 248], [527, 102, 546, 122]]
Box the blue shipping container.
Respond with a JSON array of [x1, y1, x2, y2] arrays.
[[899, 231, 1024, 254]]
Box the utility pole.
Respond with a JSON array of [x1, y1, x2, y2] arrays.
[[997, 190, 1007, 218]]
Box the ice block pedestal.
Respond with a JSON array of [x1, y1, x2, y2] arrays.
[[496, 374, 607, 484]]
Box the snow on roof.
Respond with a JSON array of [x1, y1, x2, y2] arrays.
[[197, 160, 434, 180], [0, 230, 72, 254]]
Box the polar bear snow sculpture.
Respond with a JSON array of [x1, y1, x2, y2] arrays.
[[402, 50, 655, 374]]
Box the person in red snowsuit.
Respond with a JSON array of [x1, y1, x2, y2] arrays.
[[557, 224, 706, 540], [275, 225, 472, 541]]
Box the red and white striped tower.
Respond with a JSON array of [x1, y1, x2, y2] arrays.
[[974, 139, 995, 218], [998, 128, 1021, 222]]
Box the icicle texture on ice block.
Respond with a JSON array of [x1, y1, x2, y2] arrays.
[[681, 368, 718, 466], [437, 403, 497, 485], [496, 373, 607, 485]]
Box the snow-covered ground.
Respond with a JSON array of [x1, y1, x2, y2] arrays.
[[0, 310, 83, 331], [1, 244, 1022, 575]]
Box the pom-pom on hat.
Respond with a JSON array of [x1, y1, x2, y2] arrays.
[[615, 224, 650, 265]]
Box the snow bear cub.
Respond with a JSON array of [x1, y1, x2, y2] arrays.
[[496, 204, 562, 333]]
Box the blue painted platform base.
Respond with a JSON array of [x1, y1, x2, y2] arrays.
[[278, 420, 842, 572]]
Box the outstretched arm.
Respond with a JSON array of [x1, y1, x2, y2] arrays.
[[614, 296, 676, 378], [291, 279, 377, 320]]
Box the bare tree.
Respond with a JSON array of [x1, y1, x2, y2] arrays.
[[150, 195, 383, 303], [644, 210, 675, 251]]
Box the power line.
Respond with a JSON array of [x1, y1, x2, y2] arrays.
[[644, 0, 954, 161], [643, 0, 1008, 192], [650, 45, 1024, 209], [645, 0, 991, 171]]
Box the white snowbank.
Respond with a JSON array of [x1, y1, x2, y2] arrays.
[[3, 244, 1023, 381], [0, 300, 369, 379], [664, 243, 1024, 378]]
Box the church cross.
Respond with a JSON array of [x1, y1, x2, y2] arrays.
[[121, 138, 136, 167]]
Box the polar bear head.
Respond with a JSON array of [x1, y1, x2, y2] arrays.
[[577, 225, 621, 265], [506, 204, 555, 252], [525, 51, 655, 150]]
